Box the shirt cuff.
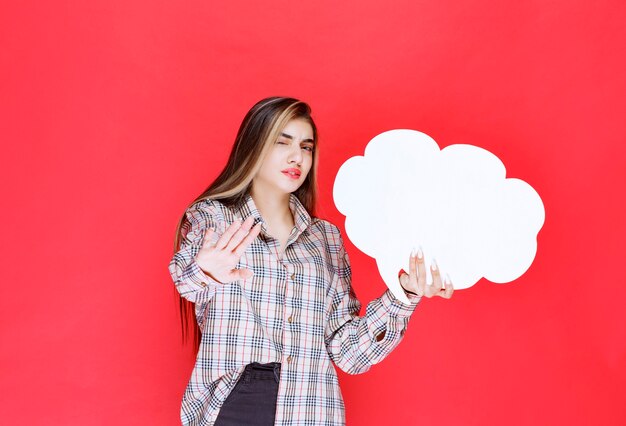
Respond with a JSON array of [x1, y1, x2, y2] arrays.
[[380, 288, 421, 318]]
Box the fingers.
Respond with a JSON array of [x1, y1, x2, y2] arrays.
[[406, 247, 427, 297], [214, 218, 243, 250], [408, 246, 454, 300], [431, 268, 454, 299], [225, 216, 256, 252], [415, 247, 426, 296], [441, 275, 454, 299], [408, 249, 419, 293], [212, 216, 259, 253], [233, 222, 262, 257], [430, 259, 443, 294]]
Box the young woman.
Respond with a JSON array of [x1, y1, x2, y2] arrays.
[[169, 96, 453, 426]]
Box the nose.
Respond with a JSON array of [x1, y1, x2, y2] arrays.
[[288, 143, 303, 165]]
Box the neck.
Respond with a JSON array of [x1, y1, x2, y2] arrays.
[[249, 186, 294, 227]]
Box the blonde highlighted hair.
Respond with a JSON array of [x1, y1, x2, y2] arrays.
[[173, 96, 320, 350]]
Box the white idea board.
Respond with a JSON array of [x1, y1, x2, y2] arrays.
[[332, 129, 545, 304]]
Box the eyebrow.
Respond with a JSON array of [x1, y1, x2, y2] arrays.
[[280, 132, 315, 144]]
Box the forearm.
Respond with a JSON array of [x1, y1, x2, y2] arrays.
[[325, 288, 421, 375]]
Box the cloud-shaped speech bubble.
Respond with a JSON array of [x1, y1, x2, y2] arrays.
[[333, 129, 545, 303]]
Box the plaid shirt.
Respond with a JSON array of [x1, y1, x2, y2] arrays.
[[169, 193, 421, 425]]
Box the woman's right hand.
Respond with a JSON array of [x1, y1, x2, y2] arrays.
[[195, 216, 262, 284]]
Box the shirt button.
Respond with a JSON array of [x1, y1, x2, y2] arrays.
[[200, 282, 207, 287], [287, 356, 292, 363], [288, 316, 293, 323], [290, 273, 296, 280]]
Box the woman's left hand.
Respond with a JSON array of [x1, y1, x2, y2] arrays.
[[399, 247, 454, 299]]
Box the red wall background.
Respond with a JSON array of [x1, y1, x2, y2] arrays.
[[1, 1, 625, 425]]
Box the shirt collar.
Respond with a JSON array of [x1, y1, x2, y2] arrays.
[[235, 192, 312, 237], [289, 193, 312, 235]]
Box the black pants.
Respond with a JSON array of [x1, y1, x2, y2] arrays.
[[214, 362, 281, 426]]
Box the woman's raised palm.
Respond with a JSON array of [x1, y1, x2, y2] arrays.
[[195, 216, 262, 284]]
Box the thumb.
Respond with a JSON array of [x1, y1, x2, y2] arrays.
[[399, 273, 409, 287], [235, 268, 254, 280]]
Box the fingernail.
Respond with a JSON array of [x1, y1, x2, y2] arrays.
[[411, 247, 416, 257], [431, 258, 438, 271], [417, 246, 423, 259]]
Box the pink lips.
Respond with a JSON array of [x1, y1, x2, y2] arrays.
[[281, 168, 301, 179]]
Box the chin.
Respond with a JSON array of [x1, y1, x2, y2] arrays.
[[284, 184, 303, 194]]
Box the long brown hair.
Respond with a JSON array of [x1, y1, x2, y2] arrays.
[[173, 96, 320, 351]]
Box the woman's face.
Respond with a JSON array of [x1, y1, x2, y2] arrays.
[[253, 118, 315, 197]]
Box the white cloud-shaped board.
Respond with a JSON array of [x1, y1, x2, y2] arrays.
[[333, 129, 545, 304]]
